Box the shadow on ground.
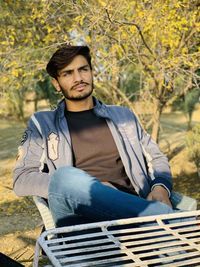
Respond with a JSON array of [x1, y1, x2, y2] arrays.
[[173, 171, 200, 209], [0, 197, 41, 236]]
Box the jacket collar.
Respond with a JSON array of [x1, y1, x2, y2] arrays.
[[93, 97, 111, 119], [56, 96, 110, 119]]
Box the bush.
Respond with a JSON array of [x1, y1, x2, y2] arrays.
[[186, 124, 200, 178]]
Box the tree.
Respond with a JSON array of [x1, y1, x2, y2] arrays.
[[172, 87, 200, 130], [184, 89, 200, 130], [1, 0, 199, 142], [68, 0, 200, 141], [186, 124, 200, 178], [0, 0, 75, 118], [34, 74, 60, 111]]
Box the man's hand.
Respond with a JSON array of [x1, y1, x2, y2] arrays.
[[147, 185, 172, 208]]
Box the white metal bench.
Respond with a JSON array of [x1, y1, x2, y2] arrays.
[[33, 210, 200, 267], [33, 192, 198, 232]]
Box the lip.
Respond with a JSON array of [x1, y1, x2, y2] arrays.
[[73, 84, 87, 91]]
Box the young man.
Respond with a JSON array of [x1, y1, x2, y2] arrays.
[[13, 45, 175, 227]]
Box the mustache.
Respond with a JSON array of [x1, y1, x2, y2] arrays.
[[71, 81, 90, 90]]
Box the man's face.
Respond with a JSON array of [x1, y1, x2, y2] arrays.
[[53, 55, 93, 101]]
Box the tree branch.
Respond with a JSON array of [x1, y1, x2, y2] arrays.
[[105, 9, 154, 57]]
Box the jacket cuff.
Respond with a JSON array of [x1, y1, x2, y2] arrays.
[[150, 178, 172, 197]]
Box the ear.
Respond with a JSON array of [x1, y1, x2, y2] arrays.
[[51, 78, 61, 92]]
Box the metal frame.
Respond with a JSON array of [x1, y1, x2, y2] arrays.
[[33, 196, 55, 231], [33, 210, 200, 267]]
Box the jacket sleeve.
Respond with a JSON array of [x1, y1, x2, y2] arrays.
[[13, 117, 50, 199], [135, 115, 173, 196]]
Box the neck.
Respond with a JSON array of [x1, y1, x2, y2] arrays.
[[65, 96, 94, 112]]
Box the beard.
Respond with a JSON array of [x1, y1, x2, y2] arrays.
[[59, 81, 94, 101]]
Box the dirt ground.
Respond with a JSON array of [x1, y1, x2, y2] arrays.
[[0, 164, 41, 266], [0, 119, 42, 266], [0, 108, 200, 266]]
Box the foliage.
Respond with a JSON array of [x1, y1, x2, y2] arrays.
[[186, 124, 200, 178], [172, 88, 200, 129], [120, 65, 141, 101], [5, 88, 26, 120], [0, 0, 200, 140], [34, 73, 60, 110], [0, 0, 74, 118], [69, 0, 200, 140], [184, 89, 200, 129]]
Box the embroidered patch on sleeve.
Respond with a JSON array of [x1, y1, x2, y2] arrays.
[[47, 132, 59, 161]]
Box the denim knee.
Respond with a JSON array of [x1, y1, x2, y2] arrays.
[[48, 166, 96, 197]]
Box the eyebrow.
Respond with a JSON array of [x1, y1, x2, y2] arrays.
[[59, 64, 89, 75]]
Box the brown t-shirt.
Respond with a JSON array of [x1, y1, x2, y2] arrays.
[[65, 109, 137, 195]]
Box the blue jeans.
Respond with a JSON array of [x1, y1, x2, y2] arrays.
[[48, 166, 175, 227]]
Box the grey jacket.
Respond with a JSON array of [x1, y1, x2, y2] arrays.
[[13, 98, 172, 199]]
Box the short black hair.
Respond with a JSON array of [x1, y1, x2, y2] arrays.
[[46, 44, 92, 78]]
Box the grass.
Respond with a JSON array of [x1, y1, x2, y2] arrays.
[[0, 119, 25, 162]]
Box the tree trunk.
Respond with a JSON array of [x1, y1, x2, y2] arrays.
[[34, 98, 38, 112], [15, 91, 25, 121], [187, 112, 192, 130], [197, 168, 200, 179], [151, 98, 163, 142]]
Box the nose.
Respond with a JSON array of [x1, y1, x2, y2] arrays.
[[73, 70, 82, 82]]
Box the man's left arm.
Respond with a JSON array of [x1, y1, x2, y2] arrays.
[[138, 122, 173, 207]]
